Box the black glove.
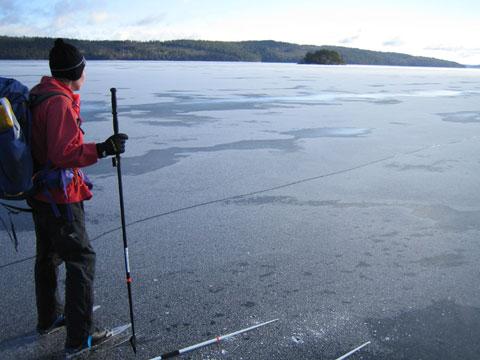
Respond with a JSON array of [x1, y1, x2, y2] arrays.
[[96, 133, 128, 158]]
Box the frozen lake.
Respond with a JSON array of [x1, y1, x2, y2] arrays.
[[1, 61, 480, 359]]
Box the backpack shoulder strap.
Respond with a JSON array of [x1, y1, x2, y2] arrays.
[[29, 92, 70, 109]]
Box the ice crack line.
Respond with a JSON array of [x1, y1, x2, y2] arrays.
[[90, 153, 397, 243], [1, 135, 478, 270]]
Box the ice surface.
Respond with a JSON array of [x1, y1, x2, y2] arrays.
[[1, 61, 480, 359]]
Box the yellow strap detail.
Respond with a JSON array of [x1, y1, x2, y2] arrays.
[[0, 97, 16, 132]]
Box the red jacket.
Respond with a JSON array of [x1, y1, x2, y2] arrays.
[[30, 76, 98, 204]]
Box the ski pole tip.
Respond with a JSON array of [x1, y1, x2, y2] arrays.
[[130, 335, 137, 354]]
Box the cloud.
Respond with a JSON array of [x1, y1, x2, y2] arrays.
[[425, 45, 480, 53], [337, 29, 362, 45], [383, 37, 403, 47], [89, 11, 110, 25], [0, 23, 40, 37], [51, 0, 92, 28], [339, 34, 360, 44], [110, 25, 200, 42], [0, 0, 21, 23], [133, 14, 167, 27], [0, 0, 15, 9], [422, 45, 480, 65]]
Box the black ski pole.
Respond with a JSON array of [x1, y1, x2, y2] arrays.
[[110, 88, 137, 354]]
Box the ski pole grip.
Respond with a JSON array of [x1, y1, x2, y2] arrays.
[[110, 88, 119, 135]]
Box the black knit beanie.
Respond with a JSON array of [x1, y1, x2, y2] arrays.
[[49, 38, 86, 81]]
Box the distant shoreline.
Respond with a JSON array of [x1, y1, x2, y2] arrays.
[[0, 36, 473, 68], [2, 59, 478, 71]]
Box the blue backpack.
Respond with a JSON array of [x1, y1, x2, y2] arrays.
[[0, 77, 33, 199], [0, 77, 73, 201], [0, 77, 84, 250]]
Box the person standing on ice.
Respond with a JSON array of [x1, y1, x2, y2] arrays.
[[28, 38, 128, 356]]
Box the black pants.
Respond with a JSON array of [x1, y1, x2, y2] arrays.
[[29, 198, 96, 347]]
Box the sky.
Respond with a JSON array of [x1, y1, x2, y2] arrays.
[[1, 0, 480, 64]]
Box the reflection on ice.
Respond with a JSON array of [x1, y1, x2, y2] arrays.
[[180, 89, 464, 106], [281, 127, 371, 138], [437, 111, 480, 123], [88, 126, 372, 176]]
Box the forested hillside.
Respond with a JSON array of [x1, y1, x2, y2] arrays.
[[0, 36, 464, 68]]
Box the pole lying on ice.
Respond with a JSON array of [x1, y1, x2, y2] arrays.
[[334, 341, 371, 360], [149, 319, 279, 360], [110, 88, 137, 354]]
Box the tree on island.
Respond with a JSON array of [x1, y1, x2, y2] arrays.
[[302, 49, 345, 65]]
